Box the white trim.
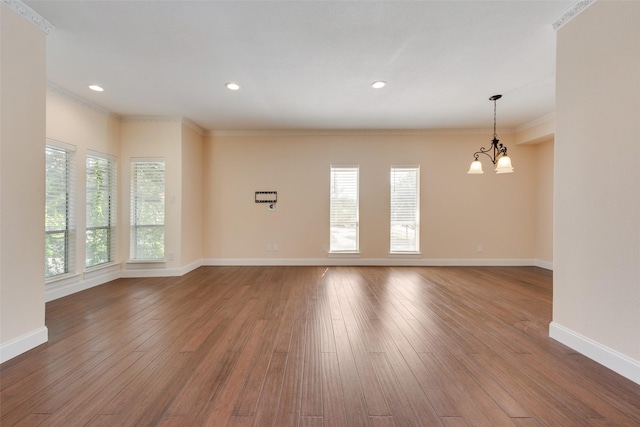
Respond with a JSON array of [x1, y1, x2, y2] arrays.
[[120, 259, 202, 278], [0, 326, 48, 364], [552, 0, 596, 31], [46, 138, 76, 152], [121, 116, 204, 135], [45, 260, 204, 300], [120, 267, 181, 278], [328, 252, 362, 259], [126, 259, 167, 265], [534, 259, 553, 270], [84, 262, 120, 276], [515, 112, 555, 133], [178, 259, 204, 276], [203, 258, 537, 267], [46, 264, 121, 302], [389, 253, 423, 258], [87, 149, 117, 162], [207, 128, 517, 138], [1, 0, 54, 34], [121, 116, 184, 124], [549, 322, 640, 386], [45, 272, 81, 288], [41, 258, 545, 293], [182, 119, 205, 135], [47, 83, 115, 117]]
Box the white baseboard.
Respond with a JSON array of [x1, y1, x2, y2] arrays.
[[534, 259, 553, 270], [42, 258, 546, 301], [46, 264, 121, 302], [203, 258, 538, 267], [120, 258, 203, 278], [549, 322, 640, 386], [178, 259, 204, 275], [0, 326, 48, 364]]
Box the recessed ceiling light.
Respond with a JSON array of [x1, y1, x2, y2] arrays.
[[371, 81, 387, 89], [88, 84, 104, 92], [225, 82, 240, 91]]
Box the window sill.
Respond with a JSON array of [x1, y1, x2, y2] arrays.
[[84, 262, 120, 279], [46, 272, 81, 287], [85, 262, 119, 273], [125, 260, 167, 270], [127, 259, 166, 264]]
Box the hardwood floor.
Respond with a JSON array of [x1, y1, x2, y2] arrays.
[[2, 266, 640, 426]]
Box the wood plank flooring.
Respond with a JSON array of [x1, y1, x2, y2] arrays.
[[2, 266, 640, 426]]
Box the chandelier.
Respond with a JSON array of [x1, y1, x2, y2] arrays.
[[467, 95, 514, 174]]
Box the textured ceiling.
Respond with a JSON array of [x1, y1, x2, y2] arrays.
[[25, 0, 575, 132]]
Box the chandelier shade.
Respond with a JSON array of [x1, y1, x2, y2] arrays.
[[467, 160, 484, 174]]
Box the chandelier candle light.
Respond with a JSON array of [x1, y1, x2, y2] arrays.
[[467, 95, 514, 174]]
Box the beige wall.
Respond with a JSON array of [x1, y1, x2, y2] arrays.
[[514, 119, 554, 267], [120, 120, 183, 270], [554, 0, 640, 371], [181, 124, 204, 266], [0, 5, 48, 359], [203, 132, 539, 262], [534, 139, 554, 266]]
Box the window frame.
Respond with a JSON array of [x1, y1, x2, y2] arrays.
[[329, 165, 360, 253], [130, 158, 166, 261], [86, 152, 117, 269], [45, 140, 76, 279], [390, 165, 420, 254]]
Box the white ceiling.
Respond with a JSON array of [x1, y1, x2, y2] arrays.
[[25, 0, 575, 132]]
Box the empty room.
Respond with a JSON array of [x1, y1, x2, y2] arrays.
[[1, 0, 639, 425]]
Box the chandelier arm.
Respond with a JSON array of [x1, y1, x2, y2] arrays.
[[473, 148, 498, 165]]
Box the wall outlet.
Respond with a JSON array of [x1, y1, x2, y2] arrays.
[[321, 244, 328, 252], [273, 243, 278, 252], [477, 244, 483, 253], [169, 252, 175, 261], [266, 243, 272, 252]]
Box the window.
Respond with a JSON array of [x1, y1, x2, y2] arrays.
[[45, 142, 75, 278], [330, 166, 359, 252], [130, 159, 165, 260], [86, 153, 116, 268], [390, 166, 420, 253]]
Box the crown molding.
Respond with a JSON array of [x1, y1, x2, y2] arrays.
[[2, 0, 54, 34], [182, 119, 205, 135], [552, 0, 596, 31], [206, 128, 517, 138], [121, 116, 204, 135], [47, 82, 116, 117], [515, 112, 555, 133], [121, 116, 185, 124]]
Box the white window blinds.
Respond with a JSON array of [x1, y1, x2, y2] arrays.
[[86, 153, 116, 268], [45, 143, 75, 278], [390, 166, 420, 253], [130, 159, 165, 260], [330, 166, 359, 252]]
